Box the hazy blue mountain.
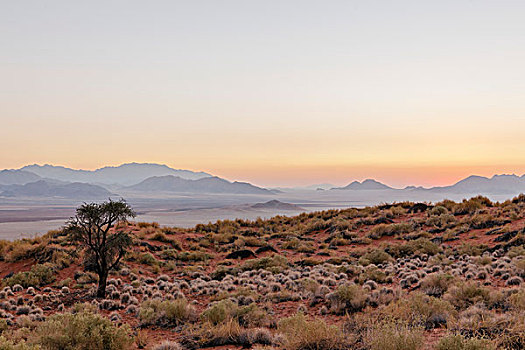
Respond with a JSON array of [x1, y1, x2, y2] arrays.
[[332, 179, 392, 190], [331, 175, 525, 195], [127, 175, 272, 194], [0, 170, 42, 185], [430, 174, 525, 194], [20, 163, 211, 185], [0, 180, 113, 199]]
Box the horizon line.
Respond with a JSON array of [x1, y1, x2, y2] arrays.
[[4, 161, 525, 190]]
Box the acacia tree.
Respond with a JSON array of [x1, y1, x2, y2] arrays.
[[66, 199, 136, 298]]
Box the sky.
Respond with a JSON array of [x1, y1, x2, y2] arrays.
[[1, 0, 525, 188]]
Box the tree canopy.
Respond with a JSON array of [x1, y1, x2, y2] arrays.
[[66, 199, 136, 298]]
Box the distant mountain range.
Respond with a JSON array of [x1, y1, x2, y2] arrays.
[[0, 180, 112, 199], [0, 163, 270, 198], [2, 163, 525, 199], [428, 174, 525, 195], [19, 163, 211, 185], [332, 174, 525, 195], [127, 175, 272, 195], [0, 170, 41, 185]]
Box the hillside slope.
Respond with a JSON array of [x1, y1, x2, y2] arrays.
[[0, 195, 524, 349]]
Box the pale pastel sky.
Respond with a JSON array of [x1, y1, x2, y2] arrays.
[[1, 1, 524, 188]]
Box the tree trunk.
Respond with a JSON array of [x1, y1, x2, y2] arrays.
[[97, 271, 108, 298]]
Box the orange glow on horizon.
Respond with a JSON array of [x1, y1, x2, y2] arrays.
[[209, 163, 525, 188], [3, 158, 525, 189]]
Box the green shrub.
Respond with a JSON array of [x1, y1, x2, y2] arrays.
[[510, 290, 525, 310], [176, 251, 212, 262], [469, 214, 495, 229], [189, 318, 268, 348], [201, 299, 267, 327], [429, 206, 449, 216], [453, 197, 489, 215], [420, 273, 454, 297], [139, 298, 196, 327], [4, 240, 45, 262], [388, 238, 440, 258], [0, 336, 37, 350], [277, 313, 347, 350], [4, 264, 55, 288], [151, 232, 181, 249], [329, 237, 349, 246], [436, 334, 495, 350], [456, 243, 487, 257], [444, 282, 490, 310], [330, 284, 368, 314], [358, 265, 388, 284], [359, 249, 392, 265], [365, 321, 424, 350], [383, 293, 456, 329], [507, 245, 525, 258], [137, 222, 159, 228], [241, 255, 288, 273], [426, 214, 456, 229], [34, 309, 132, 350], [238, 236, 266, 247], [364, 224, 386, 238], [137, 252, 159, 266]]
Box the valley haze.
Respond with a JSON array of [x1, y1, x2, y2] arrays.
[[1, 163, 525, 240]]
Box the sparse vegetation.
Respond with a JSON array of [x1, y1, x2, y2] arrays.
[[0, 197, 523, 349]]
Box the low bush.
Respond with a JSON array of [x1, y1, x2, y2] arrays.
[[388, 238, 440, 258], [382, 293, 456, 329], [368, 223, 413, 239], [136, 252, 159, 266], [365, 321, 424, 350], [139, 298, 197, 327], [151, 232, 181, 249], [277, 313, 348, 350], [358, 265, 389, 284], [444, 282, 491, 310], [509, 290, 525, 310], [34, 308, 132, 350], [177, 251, 212, 262], [329, 284, 368, 314], [0, 336, 38, 350], [436, 334, 495, 350], [4, 264, 55, 288], [359, 249, 392, 265], [241, 255, 288, 273], [420, 273, 454, 297], [201, 299, 268, 327], [188, 319, 273, 348], [426, 214, 456, 229]]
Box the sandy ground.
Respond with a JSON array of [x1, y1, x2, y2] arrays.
[[0, 219, 66, 240]]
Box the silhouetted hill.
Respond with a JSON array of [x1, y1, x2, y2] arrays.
[[127, 175, 272, 194], [430, 174, 525, 194], [0, 180, 113, 198], [332, 179, 392, 190], [330, 174, 525, 196], [0, 170, 41, 185], [20, 163, 211, 185]]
